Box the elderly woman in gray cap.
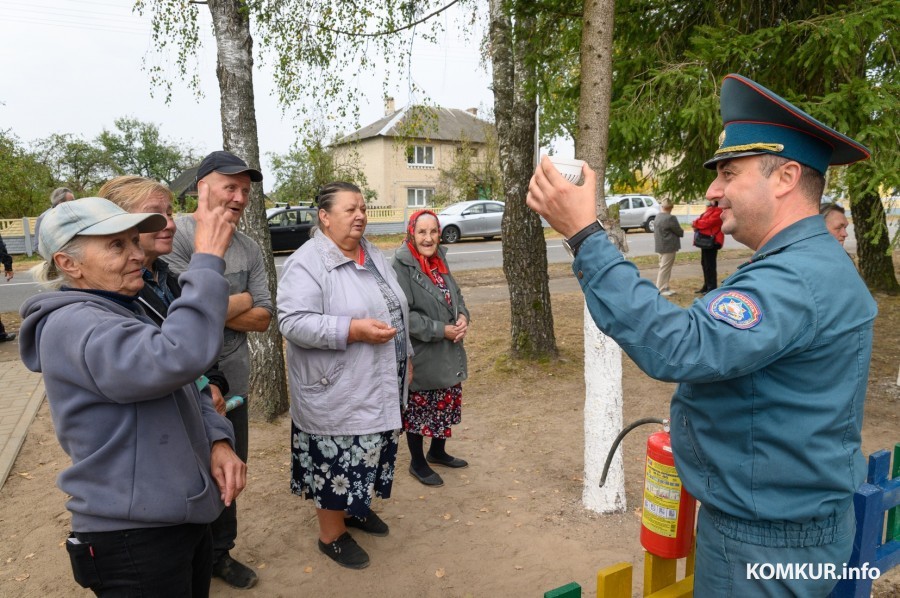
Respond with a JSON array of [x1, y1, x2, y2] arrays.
[[19, 188, 245, 597]]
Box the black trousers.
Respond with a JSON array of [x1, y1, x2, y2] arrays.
[[700, 247, 719, 291], [71, 523, 213, 597], [211, 400, 248, 559]]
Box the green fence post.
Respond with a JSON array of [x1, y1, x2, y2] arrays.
[[888, 443, 900, 542], [544, 581, 582, 598]]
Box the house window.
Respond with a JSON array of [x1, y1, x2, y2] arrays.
[[407, 145, 434, 167], [407, 188, 434, 207]]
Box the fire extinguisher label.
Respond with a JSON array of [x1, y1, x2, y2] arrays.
[[642, 456, 682, 538]]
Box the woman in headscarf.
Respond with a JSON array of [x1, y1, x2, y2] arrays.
[[392, 210, 470, 487], [277, 181, 412, 570]]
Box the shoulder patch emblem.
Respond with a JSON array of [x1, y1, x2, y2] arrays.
[[707, 290, 762, 330]]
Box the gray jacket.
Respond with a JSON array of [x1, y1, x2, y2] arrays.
[[18, 254, 235, 532], [654, 211, 684, 254], [392, 243, 469, 391], [277, 232, 412, 435]]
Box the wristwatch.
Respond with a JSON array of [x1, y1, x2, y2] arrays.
[[563, 220, 604, 257]]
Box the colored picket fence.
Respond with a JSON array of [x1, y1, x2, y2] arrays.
[[828, 443, 900, 597], [544, 541, 695, 598]]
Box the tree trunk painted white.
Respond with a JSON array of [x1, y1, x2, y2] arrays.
[[581, 303, 626, 512], [575, 0, 625, 513]]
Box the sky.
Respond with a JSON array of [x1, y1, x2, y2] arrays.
[[0, 0, 500, 190]]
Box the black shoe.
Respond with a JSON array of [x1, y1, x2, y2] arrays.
[[408, 464, 444, 487], [212, 554, 258, 589], [345, 511, 389, 536], [426, 453, 469, 468], [0, 333, 16, 343], [695, 288, 707, 294], [318, 532, 370, 569]]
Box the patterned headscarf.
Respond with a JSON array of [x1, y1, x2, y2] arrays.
[[406, 209, 449, 285]]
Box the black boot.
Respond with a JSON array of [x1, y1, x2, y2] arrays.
[[426, 438, 468, 468], [406, 433, 443, 486]]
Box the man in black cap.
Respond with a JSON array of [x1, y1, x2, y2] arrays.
[[163, 150, 271, 589], [526, 74, 875, 596]]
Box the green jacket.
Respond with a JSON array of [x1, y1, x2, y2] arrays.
[[392, 243, 470, 392]]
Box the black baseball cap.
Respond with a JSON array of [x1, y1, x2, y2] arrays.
[[197, 150, 263, 182]]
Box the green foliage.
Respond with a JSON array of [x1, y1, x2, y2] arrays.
[[0, 130, 56, 218], [31, 133, 112, 196], [433, 130, 502, 206], [1, 116, 201, 214], [135, 0, 464, 137], [97, 117, 198, 185], [268, 128, 372, 204], [531, 0, 899, 205]]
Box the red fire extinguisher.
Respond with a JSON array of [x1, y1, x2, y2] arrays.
[[599, 418, 696, 559], [640, 430, 696, 559]]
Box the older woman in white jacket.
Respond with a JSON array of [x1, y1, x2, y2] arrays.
[[277, 182, 412, 570]]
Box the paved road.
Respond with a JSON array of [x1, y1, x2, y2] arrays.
[[0, 224, 865, 314]]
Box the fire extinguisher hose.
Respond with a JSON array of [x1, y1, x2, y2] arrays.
[[598, 417, 667, 487]]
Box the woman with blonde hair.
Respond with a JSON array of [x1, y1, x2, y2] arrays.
[[99, 176, 231, 409]]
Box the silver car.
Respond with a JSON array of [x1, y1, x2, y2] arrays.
[[605, 194, 660, 232], [437, 200, 505, 243]]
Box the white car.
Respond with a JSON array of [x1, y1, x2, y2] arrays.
[[606, 194, 660, 232], [437, 200, 505, 243]]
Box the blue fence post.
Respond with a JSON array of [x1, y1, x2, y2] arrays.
[[828, 483, 882, 598]]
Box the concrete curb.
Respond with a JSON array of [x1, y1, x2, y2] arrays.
[[0, 364, 45, 493]]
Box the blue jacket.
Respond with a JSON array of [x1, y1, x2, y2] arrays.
[[574, 215, 876, 524], [18, 254, 235, 532]]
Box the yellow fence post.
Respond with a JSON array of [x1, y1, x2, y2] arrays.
[[596, 562, 633, 598], [643, 552, 677, 596]]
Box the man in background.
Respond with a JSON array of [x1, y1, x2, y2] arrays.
[[653, 199, 683, 296], [163, 151, 271, 590], [33, 187, 75, 253], [820, 202, 849, 245]]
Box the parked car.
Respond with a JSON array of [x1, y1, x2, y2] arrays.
[[605, 194, 660, 232], [436, 200, 505, 244], [266, 206, 316, 252]]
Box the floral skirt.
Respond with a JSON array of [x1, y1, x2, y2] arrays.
[[402, 384, 463, 439], [290, 420, 400, 517]]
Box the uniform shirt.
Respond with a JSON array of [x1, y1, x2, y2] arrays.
[[574, 215, 876, 524]]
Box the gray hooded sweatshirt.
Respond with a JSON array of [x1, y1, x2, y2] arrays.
[[18, 253, 235, 532]]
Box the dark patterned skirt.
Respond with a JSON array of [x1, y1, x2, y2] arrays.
[[402, 384, 463, 439], [290, 420, 400, 517]]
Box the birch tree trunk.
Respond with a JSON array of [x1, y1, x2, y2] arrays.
[[489, 0, 558, 359], [207, 0, 289, 420], [575, 0, 626, 513]]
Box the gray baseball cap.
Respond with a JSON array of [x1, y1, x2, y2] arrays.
[[38, 197, 167, 260]]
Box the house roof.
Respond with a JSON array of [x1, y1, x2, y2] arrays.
[[335, 106, 491, 145], [169, 165, 199, 198]]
